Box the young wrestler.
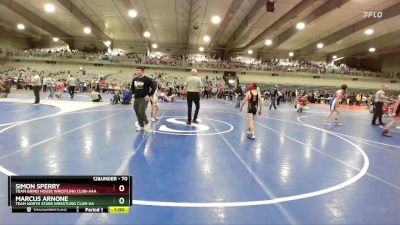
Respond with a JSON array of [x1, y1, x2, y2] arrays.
[[151, 79, 160, 122], [323, 84, 348, 126], [382, 94, 400, 137], [296, 96, 308, 112], [240, 83, 262, 139]]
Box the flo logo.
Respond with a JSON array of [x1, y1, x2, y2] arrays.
[[136, 117, 233, 136], [363, 11, 383, 18]]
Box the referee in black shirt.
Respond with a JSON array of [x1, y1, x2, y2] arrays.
[[131, 67, 156, 131]]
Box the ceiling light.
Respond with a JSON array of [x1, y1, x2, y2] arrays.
[[152, 43, 157, 49], [199, 47, 204, 52], [265, 39, 272, 46], [83, 27, 91, 34], [332, 55, 337, 59], [17, 24, 25, 30], [369, 47, 376, 52], [248, 50, 253, 54], [104, 40, 111, 46], [203, 35, 210, 42], [143, 31, 150, 38], [296, 22, 305, 30], [317, 43, 324, 49], [53, 37, 59, 42], [211, 15, 221, 24], [44, 3, 55, 13], [128, 9, 137, 18], [289, 52, 294, 57], [364, 28, 374, 35]]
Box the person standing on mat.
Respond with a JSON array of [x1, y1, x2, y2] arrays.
[[382, 94, 400, 137], [323, 84, 347, 126], [240, 83, 262, 139], [131, 67, 156, 132], [269, 85, 278, 110], [66, 74, 76, 99], [184, 69, 202, 125], [31, 70, 41, 104], [48, 74, 56, 99], [372, 85, 390, 126], [235, 85, 244, 108], [151, 79, 160, 122]]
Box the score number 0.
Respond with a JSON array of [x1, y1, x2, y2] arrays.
[[118, 185, 125, 204], [117, 177, 128, 205]]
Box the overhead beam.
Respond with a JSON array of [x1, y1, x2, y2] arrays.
[[223, 0, 265, 49], [116, 0, 146, 42], [242, 0, 316, 50], [55, 0, 110, 41], [298, 2, 400, 55], [331, 29, 400, 57], [0, 0, 74, 47], [265, 0, 351, 51], [179, 0, 201, 54], [0, 20, 41, 40], [209, 0, 244, 49]]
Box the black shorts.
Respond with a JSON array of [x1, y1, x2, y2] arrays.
[[248, 106, 257, 115]]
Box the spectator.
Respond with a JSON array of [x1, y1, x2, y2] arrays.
[[121, 89, 132, 104], [131, 67, 156, 131], [0, 78, 8, 98], [90, 88, 102, 102], [42, 75, 49, 92], [66, 74, 76, 99], [48, 74, 56, 99], [269, 85, 278, 110], [110, 90, 121, 104]]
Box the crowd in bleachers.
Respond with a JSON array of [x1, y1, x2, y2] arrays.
[[1, 64, 392, 111], [1, 55, 398, 117], [2, 69, 399, 120], [1, 47, 399, 79]]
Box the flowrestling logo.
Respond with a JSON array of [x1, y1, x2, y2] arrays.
[[363, 11, 383, 18]]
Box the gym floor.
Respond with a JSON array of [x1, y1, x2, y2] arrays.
[[0, 92, 399, 225]]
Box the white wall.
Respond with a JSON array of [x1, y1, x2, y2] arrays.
[[73, 40, 107, 52], [238, 74, 400, 90], [0, 36, 29, 49], [382, 54, 400, 74]]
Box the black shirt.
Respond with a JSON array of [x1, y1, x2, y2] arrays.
[[235, 87, 244, 97], [131, 76, 156, 98], [271, 88, 278, 98]]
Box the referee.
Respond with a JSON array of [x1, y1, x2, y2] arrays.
[[372, 84, 389, 126], [31, 70, 42, 104], [184, 69, 202, 125]]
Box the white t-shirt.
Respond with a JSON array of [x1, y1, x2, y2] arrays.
[[42, 77, 49, 85], [66, 77, 76, 86], [184, 76, 202, 92], [91, 91, 100, 100], [375, 90, 385, 102], [31, 75, 41, 86]]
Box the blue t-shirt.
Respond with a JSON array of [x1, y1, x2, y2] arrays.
[[122, 91, 132, 102]]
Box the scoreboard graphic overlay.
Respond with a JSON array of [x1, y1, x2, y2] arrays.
[[8, 176, 132, 213]]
